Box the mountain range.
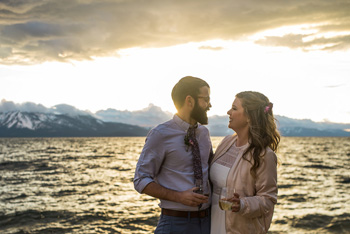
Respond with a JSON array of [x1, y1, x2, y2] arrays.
[[0, 111, 149, 137], [0, 100, 349, 137]]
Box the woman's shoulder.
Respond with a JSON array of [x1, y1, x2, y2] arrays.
[[217, 134, 236, 148], [263, 147, 277, 163]]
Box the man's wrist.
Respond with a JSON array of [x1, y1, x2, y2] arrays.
[[169, 190, 181, 203]]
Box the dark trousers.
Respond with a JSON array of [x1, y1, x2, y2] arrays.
[[154, 211, 211, 234]]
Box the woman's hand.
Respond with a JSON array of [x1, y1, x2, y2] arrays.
[[228, 192, 240, 212]]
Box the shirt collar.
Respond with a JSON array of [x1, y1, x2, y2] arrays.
[[173, 114, 197, 132]]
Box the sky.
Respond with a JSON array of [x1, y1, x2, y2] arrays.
[[1, 0, 350, 123]]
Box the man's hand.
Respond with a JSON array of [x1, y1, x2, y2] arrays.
[[176, 187, 209, 207], [142, 182, 208, 207]]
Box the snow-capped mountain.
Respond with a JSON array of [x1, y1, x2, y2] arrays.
[[0, 111, 149, 137], [95, 103, 173, 127], [0, 111, 99, 130], [1, 99, 350, 137]]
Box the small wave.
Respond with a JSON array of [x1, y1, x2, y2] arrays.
[[0, 210, 122, 233], [0, 210, 74, 230], [326, 213, 350, 232], [4, 193, 28, 201], [337, 176, 350, 184], [46, 146, 58, 150], [291, 176, 308, 181], [0, 161, 31, 171], [278, 193, 311, 203], [87, 155, 114, 159], [0, 161, 58, 172], [290, 213, 350, 232], [75, 180, 100, 187], [291, 213, 333, 229], [33, 162, 58, 172], [304, 164, 335, 170], [111, 166, 130, 171], [51, 189, 77, 197], [15, 227, 74, 234], [118, 216, 159, 233], [278, 184, 294, 189], [68, 211, 113, 223]]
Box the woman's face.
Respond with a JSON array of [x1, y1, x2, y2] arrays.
[[227, 97, 249, 132]]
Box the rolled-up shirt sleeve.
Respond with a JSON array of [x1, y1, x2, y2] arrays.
[[133, 129, 166, 193]]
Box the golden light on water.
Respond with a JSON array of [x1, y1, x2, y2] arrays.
[[1, 137, 350, 233]]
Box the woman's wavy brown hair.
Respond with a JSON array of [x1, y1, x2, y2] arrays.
[[236, 91, 280, 177]]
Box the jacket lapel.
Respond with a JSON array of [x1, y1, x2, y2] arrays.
[[210, 135, 236, 166]]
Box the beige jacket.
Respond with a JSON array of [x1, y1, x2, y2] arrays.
[[210, 135, 278, 234]]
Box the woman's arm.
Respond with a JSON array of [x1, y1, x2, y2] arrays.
[[239, 150, 278, 218]]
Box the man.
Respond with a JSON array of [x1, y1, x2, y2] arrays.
[[134, 76, 213, 234]]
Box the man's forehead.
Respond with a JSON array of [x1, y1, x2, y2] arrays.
[[199, 86, 210, 95]]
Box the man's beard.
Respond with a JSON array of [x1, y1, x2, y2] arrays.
[[191, 102, 208, 125]]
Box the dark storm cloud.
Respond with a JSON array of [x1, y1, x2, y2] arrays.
[[0, 0, 349, 64]]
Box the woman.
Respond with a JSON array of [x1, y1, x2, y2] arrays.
[[210, 91, 280, 234]]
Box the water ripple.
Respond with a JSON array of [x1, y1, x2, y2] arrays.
[[0, 137, 349, 233]]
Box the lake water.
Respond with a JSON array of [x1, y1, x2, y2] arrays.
[[0, 137, 350, 233]]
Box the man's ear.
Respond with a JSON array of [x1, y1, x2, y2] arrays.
[[185, 95, 195, 108]]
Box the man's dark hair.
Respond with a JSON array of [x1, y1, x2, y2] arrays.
[[171, 76, 210, 110]]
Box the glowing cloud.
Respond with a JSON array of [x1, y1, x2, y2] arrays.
[[0, 0, 349, 64]]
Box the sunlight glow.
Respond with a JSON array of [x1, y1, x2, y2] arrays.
[[1, 38, 350, 123]]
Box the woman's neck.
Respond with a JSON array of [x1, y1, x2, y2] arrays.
[[236, 132, 249, 147]]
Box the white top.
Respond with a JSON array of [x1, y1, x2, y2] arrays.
[[210, 142, 248, 234]]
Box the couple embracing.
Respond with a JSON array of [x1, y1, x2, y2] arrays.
[[134, 76, 280, 234]]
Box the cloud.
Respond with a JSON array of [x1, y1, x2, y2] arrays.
[[0, 47, 12, 58], [1, 0, 350, 64], [198, 46, 224, 51], [256, 33, 350, 51], [51, 104, 94, 116], [256, 34, 305, 49], [0, 99, 49, 113], [95, 103, 173, 127], [324, 84, 346, 88], [0, 99, 92, 116]]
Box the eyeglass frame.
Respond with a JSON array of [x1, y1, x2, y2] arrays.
[[197, 95, 211, 103]]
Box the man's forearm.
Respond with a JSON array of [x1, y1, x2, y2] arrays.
[[142, 181, 180, 203], [142, 181, 208, 207]]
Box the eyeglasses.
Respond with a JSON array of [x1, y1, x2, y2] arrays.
[[197, 96, 210, 103]]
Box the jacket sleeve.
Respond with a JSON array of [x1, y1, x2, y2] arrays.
[[239, 150, 278, 218]]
